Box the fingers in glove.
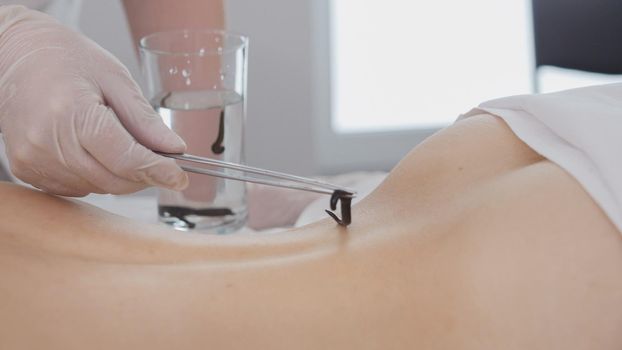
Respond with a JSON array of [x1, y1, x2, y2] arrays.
[[98, 69, 187, 154], [7, 163, 91, 197], [33, 181, 90, 197], [61, 153, 149, 195], [6, 125, 147, 196], [4, 137, 101, 196], [77, 103, 188, 191]]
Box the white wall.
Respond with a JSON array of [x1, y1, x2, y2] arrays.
[[79, 0, 318, 175], [225, 0, 316, 175]]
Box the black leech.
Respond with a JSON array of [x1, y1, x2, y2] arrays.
[[211, 108, 226, 154], [158, 206, 234, 229], [325, 190, 353, 226]]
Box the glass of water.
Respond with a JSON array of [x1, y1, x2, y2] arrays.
[[139, 30, 248, 233]]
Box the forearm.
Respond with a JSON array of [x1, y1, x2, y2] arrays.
[[122, 0, 225, 48]]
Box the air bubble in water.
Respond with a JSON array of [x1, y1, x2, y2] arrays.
[[181, 69, 190, 78], [198, 48, 206, 56], [220, 74, 225, 81], [212, 84, 218, 89], [217, 46, 223, 54], [168, 67, 178, 75], [185, 78, 192, 86]]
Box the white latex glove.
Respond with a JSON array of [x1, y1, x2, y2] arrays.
[[0, 6, 188, 196]]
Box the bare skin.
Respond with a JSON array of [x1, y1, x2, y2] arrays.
[[122, 0, 225, 48], [0, 114, 620, 349]]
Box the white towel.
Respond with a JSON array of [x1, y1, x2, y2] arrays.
[[462, 83, 622, 234]]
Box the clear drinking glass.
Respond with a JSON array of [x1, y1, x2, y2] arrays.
[[139, 30, 248, 233]]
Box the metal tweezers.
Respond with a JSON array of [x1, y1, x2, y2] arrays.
[[157, 152, 356, 226]]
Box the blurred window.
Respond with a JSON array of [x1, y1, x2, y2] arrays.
[[315, 0, 622, 173], [330, 0, 532, 132]]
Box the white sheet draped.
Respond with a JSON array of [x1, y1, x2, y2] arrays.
[[463, 83, 622, 234]]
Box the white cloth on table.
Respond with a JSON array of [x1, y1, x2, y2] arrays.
[[462, 83, 622, 234]]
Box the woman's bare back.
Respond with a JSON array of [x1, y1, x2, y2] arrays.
[[0, 114, 620, 349]]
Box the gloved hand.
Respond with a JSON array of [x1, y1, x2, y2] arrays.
[[0, 6, 188, 196]]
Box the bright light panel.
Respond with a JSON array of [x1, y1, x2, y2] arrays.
[[330, 0, 533, 132]]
